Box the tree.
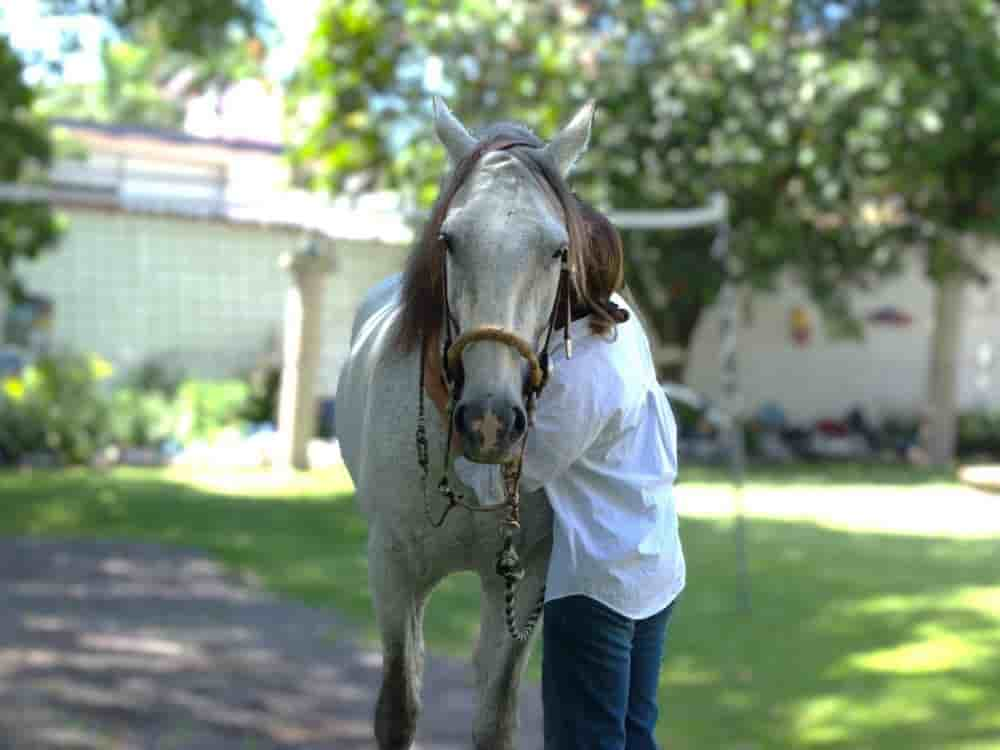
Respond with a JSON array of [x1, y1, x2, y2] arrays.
[[39, 0, 267, 59], [292, 0, 994, 463], [0, 36, 62, 301], [35, 24, 270, 128], [37, 35, 187, 127], [804, 0, 1000, 465], [287, 0, 590, 202], [290, 1, 907, 356], [574, 1, 913, 362]]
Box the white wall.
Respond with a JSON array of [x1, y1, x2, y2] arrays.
[[684, 250, 1000, 422], [15, 207, 409, 396]]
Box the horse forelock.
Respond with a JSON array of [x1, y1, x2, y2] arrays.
[[395, 124, 587, 355]]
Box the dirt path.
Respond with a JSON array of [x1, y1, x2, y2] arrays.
[[0, 538, 542, 749]]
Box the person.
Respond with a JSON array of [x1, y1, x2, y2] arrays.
[[424, 198, 685, 750]]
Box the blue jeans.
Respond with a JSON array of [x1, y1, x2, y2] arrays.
[[542, 595, 676, 750]]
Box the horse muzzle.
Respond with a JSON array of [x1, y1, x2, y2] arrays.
[[445, 325, 542, 463], [453, 397, 528, 463]]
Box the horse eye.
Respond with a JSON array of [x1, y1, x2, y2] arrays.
[[552, 244, 567, 260], [438, 232, 453, 253]]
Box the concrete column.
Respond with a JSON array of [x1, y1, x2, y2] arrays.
[[927, 272, 966, 467], [275, 238, 336, 470]]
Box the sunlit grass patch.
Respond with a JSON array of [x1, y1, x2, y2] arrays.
[[828, 586, 1000, 683], [677, 478, 1000, 539], [848, 630, 987, 674], [164, 463, 355, 499]]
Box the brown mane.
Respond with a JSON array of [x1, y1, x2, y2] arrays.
[[396, 123, 617, 354]]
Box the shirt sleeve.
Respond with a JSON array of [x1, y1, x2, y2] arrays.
[[453, 355, 610, 500]]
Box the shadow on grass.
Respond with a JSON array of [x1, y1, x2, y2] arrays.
[[667, 516, 1000, 750], [1, 467, 997, 750]]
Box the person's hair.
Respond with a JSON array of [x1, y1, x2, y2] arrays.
[[571, 196, 629, 336]]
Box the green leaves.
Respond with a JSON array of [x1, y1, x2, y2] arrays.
[[290, 0, 1000, 347], [288, 0, 590, 201], [39, 0, 268, 58], [0, 37, 61, 300]]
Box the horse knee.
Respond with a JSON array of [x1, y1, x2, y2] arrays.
[[375, 653, 419, 750]]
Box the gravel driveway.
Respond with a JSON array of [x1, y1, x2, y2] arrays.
[[0, 538, 542, 749]]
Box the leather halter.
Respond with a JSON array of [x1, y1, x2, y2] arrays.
[[415, 137, 575, 641], [447, 326, 546, 391]]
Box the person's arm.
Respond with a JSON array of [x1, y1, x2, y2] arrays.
[[453, 356, 612, 501]]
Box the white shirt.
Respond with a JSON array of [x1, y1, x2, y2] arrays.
[[454, 296, 685, 620]]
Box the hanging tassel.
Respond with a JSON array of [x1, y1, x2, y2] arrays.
[[561, 248, 573, 359]]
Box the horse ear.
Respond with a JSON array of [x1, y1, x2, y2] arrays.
[[433, 96, 476, 164], [544, 99, 596, 177]]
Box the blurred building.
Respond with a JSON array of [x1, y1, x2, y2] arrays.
[[1, 119, 410, 397], [47, 117, 292, 206], [684, 256, 1000, 423]]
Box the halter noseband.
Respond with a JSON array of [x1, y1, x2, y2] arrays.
[[447, 326, 547, 391]]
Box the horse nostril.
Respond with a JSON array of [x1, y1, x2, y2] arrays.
[[511, 406, 527, 439]]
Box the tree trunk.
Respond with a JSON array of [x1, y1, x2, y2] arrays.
[[926, 272, 966, 467]]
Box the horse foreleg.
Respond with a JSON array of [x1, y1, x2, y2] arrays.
[[472, 550, 548, 750], [370, 537, 430, 750]]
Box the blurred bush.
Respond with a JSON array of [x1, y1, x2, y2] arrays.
[[127, 358, 185, 396], [957, 411, 1000, 458], [0, 351, 266, 466], [238, 361, 281, 425], [106, 388, 177, 448], [173, 379, 251, 445], [0, 353, 113, 465]]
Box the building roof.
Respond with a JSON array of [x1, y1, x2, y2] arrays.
[[0, 183, 416, 245], [51, 118, 285, 156]]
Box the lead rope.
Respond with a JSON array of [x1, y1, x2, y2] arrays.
[[496, 436, 546, 641], [497, 249, 573, 640], [416, 347, 546, 640], [418, 341, 466, 529]]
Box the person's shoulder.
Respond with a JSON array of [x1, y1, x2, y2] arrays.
[[566, 333, 630, 408], [548, 330, 624, 402]]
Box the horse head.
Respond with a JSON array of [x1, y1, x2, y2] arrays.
[[428, 98, 595, 464]]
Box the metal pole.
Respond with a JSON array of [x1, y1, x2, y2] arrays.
[[711, 195, 752, 615]]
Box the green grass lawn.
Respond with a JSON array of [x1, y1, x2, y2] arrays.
[[1, 463, 998, 749]]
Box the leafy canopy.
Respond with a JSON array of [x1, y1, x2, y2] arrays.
[[0, 36, 61, 300], [39, 0, 268, 58], [290, 0, 920, 347]]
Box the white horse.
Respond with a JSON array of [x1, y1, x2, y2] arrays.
[[337, 98, 596, 750]]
